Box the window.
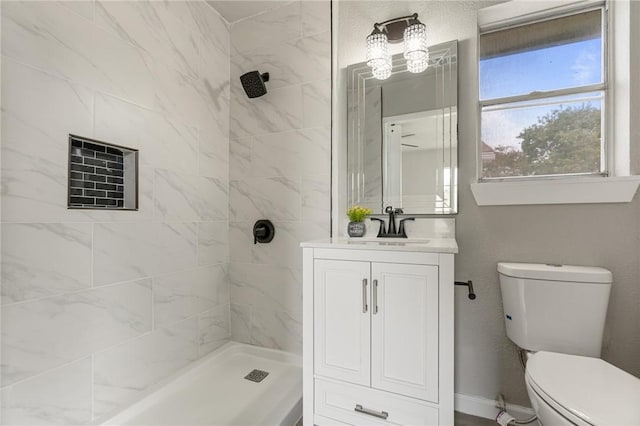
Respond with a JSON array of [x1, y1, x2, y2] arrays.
[[471, 0, 640, 206], [479, 6, 606, 180]]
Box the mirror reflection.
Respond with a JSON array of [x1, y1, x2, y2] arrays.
[[347, 40, 458, 215]]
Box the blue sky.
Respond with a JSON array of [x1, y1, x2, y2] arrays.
[[480, 38, 601, 149]]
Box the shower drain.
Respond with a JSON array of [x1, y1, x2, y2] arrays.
[[244, 369, 269, 383]]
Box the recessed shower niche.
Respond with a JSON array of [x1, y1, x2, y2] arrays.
[[67, 135, 138, 210]]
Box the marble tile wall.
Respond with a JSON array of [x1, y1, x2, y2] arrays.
[[228, 1, 332, 354], [0, 1, 231, 424]]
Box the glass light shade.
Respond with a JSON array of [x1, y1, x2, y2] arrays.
[[407, 56, 429, 73], [366, 31, 389, 69], [403, 22, 428, 61], [372, 62, 392, 80]]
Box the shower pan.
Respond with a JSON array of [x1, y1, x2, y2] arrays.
[[101, 343, 302, 426]]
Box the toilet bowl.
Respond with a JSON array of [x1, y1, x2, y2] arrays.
[[498, 262, 640, 426], [524, 351, 640, 425]]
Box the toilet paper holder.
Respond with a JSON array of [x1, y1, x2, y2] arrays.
[[455, 280, 476, 300]]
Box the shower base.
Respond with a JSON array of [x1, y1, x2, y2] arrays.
[[101, 342, 302, 426]]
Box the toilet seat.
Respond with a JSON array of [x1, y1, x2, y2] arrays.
[[525, 351, 640, 426]]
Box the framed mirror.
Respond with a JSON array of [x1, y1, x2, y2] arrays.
[[347, 40, 458, 215]]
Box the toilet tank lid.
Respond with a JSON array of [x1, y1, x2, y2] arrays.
[[497, 262, 612, 284]]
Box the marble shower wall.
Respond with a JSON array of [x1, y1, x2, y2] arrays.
[[1, 1, 230, 424], [228, 1, 331, 354]]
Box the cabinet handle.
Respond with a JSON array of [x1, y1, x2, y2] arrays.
[[373, 279, 379, 314], [362, 279, 368, 313], [355, 404, 389, 420]]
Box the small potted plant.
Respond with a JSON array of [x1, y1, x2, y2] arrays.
[[346, 205, 373, 237]]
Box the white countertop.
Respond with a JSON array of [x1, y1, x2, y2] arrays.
[[300, 238, 458, 254]]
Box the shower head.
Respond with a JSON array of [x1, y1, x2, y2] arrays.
[[240, 71, 270, 98]]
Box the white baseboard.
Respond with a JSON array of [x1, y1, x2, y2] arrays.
[[455, 393, 535, 421]]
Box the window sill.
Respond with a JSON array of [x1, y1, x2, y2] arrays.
[[470, 176, 640, 206]]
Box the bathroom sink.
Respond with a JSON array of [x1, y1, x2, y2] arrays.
[[301, 238, 458, 254], [351, 238, 430, 244]]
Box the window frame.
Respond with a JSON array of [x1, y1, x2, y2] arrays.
[[478, 3, 609, 182], [470, 0, 640, 207]]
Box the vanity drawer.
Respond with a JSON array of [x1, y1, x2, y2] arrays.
[[314, 414, 351, 425], [314, 378, 439, 425]]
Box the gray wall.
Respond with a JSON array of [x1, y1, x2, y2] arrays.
[[336, 0, 640, 407], [456, 0, 640, 405], [1, 1, 231, 423], [227, 1, 331, 354]]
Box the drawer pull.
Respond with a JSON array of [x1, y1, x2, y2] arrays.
[[362, 279, 368, 313], [354, 404, 389, 420]]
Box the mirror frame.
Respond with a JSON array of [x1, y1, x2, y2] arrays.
[[347, 40, 459, 216]]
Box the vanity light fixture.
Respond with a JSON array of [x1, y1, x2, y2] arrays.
[[406, 56, 429, 73], [366, 13, 429, 79]]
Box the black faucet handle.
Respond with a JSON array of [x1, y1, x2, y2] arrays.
[[394, 208, 404, 215], [398, 217, 415, 238], [370, 218, 387, 237], [384, 206, 397, 235]]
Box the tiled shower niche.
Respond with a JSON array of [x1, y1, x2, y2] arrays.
[[68, 135, 138, 210]]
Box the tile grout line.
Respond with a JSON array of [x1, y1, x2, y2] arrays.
[[0, 302, 220, 392], [0, 261, 225, 309], [0, 355, 91, 392], [151, 276, 155, 332], [91, 354, 96, 422]]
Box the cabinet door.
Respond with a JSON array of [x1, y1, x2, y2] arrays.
[[371, 263, 439, 402], [314, 259, 371, 386]]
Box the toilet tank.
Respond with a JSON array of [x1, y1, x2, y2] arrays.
[[498, 262, 612, 357]]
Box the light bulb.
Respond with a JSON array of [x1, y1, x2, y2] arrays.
[[403, 22, 428, 61]]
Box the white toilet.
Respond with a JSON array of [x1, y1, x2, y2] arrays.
[[498, 262, 640, 426]]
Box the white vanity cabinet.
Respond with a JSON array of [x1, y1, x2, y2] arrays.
[[302, 240, 457, 426]]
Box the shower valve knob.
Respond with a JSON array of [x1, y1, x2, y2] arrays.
[[253, 220, 275, 244]]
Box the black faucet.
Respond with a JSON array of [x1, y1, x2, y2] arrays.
[[386, 206, 398, 235], [370, 218, 387, 237], [398, 216, 415, 237], [371, 206, 414, 238]]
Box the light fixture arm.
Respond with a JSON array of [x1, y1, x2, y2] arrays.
[[371, 13, 421, 43]]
